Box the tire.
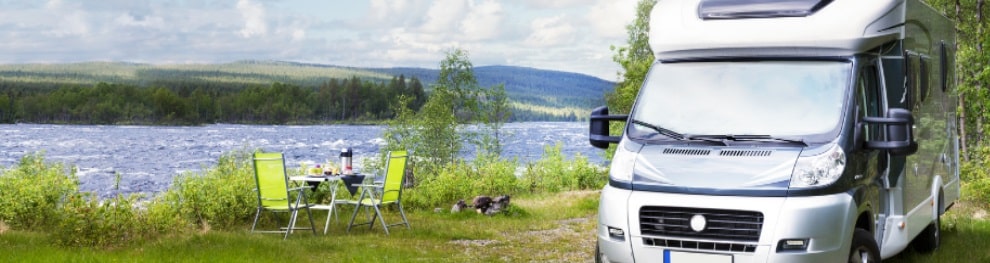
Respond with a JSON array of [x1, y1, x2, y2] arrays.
[[913, 191, 942, 253], [595, 241, 603, 263], [849, 228, 880, 263]]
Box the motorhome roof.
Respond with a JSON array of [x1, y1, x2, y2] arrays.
[[651, 0, 905, 60]]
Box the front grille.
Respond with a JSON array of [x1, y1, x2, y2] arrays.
[[639, 206, 764, 243], [643, 237, 757, 253]]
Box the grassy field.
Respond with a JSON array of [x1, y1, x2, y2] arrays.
[[1, 191, 987, 262], [1, 191, 601, 262]]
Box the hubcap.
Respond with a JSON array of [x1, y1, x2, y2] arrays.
[[850, 246, 872, 263]]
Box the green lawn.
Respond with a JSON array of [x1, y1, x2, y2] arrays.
[[1, 191, 601, 262], [1, 191, 987, 262]]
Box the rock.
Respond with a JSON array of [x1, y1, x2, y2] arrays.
[[451, 199, 467, 213], [486, 195, 511, 215], [472, 196, 493, 214]]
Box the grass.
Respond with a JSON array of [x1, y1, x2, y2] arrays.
[[0, 191, 601, 262], [887, 201, 990, 262], [2, 191, 988, 262]]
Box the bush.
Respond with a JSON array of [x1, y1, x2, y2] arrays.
[[152, 151, 257, 230], [52, 192, 146, 247], [520, 143, 607, 193], [405, 154, 522, 209], [0, 153, 78, 230], [961, 146, 990, 208]]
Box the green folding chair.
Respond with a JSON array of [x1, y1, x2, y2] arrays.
[[345, 150, 410, 235], [250, 152, 317, 239]]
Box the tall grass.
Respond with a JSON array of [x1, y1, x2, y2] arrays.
[[0, 144, 606, 248]]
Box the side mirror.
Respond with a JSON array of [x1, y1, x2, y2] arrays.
[[589, 106, 627, 149], [862, 108, 918, 156]]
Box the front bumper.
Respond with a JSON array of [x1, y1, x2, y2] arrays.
[[597, 185, 859, 263]]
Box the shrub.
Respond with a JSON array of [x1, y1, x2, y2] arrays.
[[520, 143, 607, 193], [151, 151, 257, 230], [0, 153, 78, 230], [405, 154, 522, 209], [52, 192, 146, 247], [961, 146, 990, 208]]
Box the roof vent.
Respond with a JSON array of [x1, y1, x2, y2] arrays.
[[698, 0, 833, 20]]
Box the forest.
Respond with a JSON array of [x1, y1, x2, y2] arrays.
[[0, 62, 612, 124]]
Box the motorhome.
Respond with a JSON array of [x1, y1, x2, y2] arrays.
[[588, 0, 959, 262]]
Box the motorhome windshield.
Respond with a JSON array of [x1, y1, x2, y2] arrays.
[[629, 61, 850, 142]]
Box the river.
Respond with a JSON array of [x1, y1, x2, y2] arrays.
[[0, 122, 605, 198]]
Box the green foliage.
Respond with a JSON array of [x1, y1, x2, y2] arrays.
[[3, 76, 427, 124], [606, 0, 656, 115], [153, 151, 257, 230], [0, 153, 78, 230], [52, 192, 146, 247], [383, 48, 511, 177], [521, 143, 608, 193], [405, 154, 522, 209], [961, 146, 990, 207]]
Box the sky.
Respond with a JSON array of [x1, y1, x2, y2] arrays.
[[0, 0, 640, 80]]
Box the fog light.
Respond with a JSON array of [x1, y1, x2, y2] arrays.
[[777, 239, 809, 252], [608, 226, 625, 239]]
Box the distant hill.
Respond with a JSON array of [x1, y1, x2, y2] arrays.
[[367, 65, 614, 120], [0, 61, 615, 121]]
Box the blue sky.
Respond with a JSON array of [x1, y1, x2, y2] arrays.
[[0, 0, 639, 80]]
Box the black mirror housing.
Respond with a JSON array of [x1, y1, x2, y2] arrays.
[[589, 106, 627, 149], [862, 108, 918, 156]]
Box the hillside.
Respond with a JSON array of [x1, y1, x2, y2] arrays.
[[0, 61, 614, 121], [368, 65, 614, 120]]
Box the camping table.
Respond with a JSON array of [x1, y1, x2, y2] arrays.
[[290, 174, 366, 234]]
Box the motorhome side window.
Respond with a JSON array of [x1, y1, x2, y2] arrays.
[[856, 65, 881, 140]]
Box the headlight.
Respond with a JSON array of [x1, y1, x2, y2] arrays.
[[790, 144, 846, 188], [610, 140, 637, 182]]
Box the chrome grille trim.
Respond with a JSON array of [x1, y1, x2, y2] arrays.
[[639, 206, 764, 243], [642, 237, 758, 253]]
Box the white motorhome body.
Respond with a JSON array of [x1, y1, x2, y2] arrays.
[[589, 0, 959, 262]]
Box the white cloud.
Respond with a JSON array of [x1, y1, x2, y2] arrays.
[[586, 0, 637, 39], [44, 0, 91, 38], [237, 0, 267, 38], [460, 0, 503, 40], [115, 13, 165, 29], [421, 0, 467, 34], [524, 15, 576, 47], [0, 0, 630, 79], [522, 0, 597, 9]]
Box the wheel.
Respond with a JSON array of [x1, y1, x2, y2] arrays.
[[849, 228, 880, 263], [595, 241, 603, 263], [913, 191, 942, 253]]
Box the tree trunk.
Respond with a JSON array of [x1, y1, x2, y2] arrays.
[[955, 0, 969, 160], [978, 0, 986, 145]]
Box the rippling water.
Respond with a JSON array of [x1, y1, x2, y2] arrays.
[[0, 122, 605, 198]]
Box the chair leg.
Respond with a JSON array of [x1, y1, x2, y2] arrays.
[[251, 207, 262, 232], [371, 204, 389, 235], [347, 203, 362, 232], [285, 209, 300, 239], [397, 203, 411, 229], [322, 206, 333, 235], [305, 207, 317, 235]]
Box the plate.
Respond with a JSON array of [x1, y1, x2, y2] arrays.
[[664, 250, 732, 263]]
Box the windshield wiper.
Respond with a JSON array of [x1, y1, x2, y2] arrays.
[[631, 119, 685, 140], [687, 134, 808, 146]]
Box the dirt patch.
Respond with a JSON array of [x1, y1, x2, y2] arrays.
[[974, 209, 987, 220], [0, 220, 8, 235], [450, 239, 499, 247]]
